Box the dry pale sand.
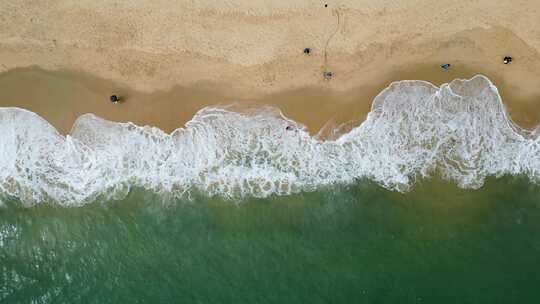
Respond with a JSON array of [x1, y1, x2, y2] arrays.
[[0, 0, 539, 134]]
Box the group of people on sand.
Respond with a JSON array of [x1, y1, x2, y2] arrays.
[[108, 50, 516, 135], [441, 56, 512, 70]]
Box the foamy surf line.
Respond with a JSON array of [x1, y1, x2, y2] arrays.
[[1, 75, 539, 206]]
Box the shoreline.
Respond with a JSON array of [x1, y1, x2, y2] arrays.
[[0, 60, 539, 136]]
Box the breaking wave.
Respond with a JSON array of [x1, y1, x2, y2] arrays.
[[1, 75, 540, 206]]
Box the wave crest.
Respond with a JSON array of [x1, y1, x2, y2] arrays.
[[1, 75, 539, 206]]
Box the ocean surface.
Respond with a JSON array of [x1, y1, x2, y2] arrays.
[[1, 75, 540, 302]]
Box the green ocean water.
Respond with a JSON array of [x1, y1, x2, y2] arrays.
[[1, 177, 540, 303]]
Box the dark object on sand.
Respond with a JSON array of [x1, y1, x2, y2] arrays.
[[286, 126, 294, 131], [441, 63, 451, 70], [503, 56, 513, 64], [110, 95, 119, 103], [303, 48, 311, 55], [323, 71, 334, 80], [325, 4, 328, 7]]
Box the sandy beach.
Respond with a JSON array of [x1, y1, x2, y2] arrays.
[[1, 0, 539, 134]]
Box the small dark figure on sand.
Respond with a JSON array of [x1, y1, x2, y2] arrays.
[[441, 63, 451, 70], [323, 71, 334, 80], [110, 95, 120, 104], [503, 56, 513, 64], [303, 48, 311, 55]]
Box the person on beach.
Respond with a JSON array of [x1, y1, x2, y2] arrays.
[[110, 95, 120, 104]]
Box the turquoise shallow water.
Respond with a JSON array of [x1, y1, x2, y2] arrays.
[[1, 177, 540, 303]]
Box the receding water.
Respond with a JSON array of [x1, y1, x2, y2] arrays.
[[2, 177, 540, 303]]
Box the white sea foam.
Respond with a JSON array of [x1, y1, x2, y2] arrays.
[[1, 75, 539, 206]]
